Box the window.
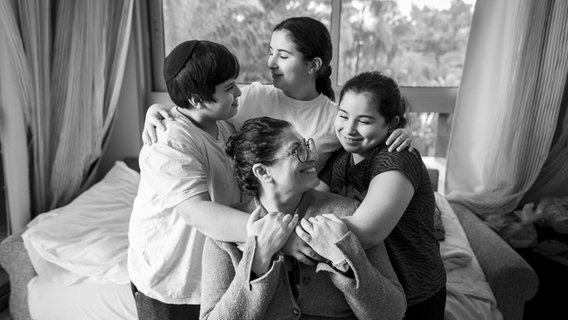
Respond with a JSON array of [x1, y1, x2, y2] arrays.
[[147, 0, 475, 175]]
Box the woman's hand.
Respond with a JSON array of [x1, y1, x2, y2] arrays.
[[280, 232, 325, 266], [385, 128, 414, 152], [142, 104, 174, 145], [295, 214, 348, 263], [247, 208, 298, 275]]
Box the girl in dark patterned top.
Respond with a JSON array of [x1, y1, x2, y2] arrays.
[[306, 71, 446, 320]]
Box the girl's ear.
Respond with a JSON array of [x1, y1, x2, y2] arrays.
[[389, 116, 400, 132], [188, 95, 203, 109], [252, 163, 272, 182], [309, 57, 323, 74]]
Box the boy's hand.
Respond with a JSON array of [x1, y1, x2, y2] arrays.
[[296, 214, 348, 263], [385, 128, 414, 152], [281, 231, 324, 266], [245, 207, 267, 237], [142, 104, 173, 145], [247, 208, 298, 275]]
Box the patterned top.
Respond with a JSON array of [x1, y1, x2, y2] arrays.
[[319, 145, 446, 305]]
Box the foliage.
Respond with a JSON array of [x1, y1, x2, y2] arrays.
[[162, 0, 475, 156]]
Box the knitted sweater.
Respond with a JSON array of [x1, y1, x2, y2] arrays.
[[200, 189, 406, 320]]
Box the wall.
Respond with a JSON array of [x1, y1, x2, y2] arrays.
[[98, 31, 143, 177]]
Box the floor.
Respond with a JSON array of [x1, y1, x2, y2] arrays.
[[518, 248, 568, 319], [0, 309, 11, 320]]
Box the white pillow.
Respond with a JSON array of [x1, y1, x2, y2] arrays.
[[436, 192, 502, 320], [436, 192, 474, 270], [23, 161, 139, 286]]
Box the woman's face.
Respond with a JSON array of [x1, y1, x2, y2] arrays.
[[334, 91, 390, 159], [268, 30, 312, 96], [267, 127, 319, 195]]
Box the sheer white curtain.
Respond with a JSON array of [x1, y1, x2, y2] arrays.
[[445, 0, 568, 219], [0, 0, 133, 232]]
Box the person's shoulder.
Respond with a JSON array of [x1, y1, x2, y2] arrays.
[[320, 95, 337, 108], [217, 120, 236, 135], [373, 145, 422, 164], [305, 189, 359, 214], [328, 148, 349, 163], [243, 81, 275, 96], [370, 147, 426, 185], [155, 114, 196, 142], [312, 95, 337, 116]]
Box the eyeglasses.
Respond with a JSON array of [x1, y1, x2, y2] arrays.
[[270, 138, 317, 163]]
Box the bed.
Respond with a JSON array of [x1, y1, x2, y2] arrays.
[[0, 160, 538, 320]]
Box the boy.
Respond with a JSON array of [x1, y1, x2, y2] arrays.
[[127, 40, 249, 320]]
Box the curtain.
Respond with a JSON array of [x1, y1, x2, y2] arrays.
[[445, 0, 568, 219], [0, 0, 133, 231]]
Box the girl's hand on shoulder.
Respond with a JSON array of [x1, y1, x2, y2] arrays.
[[295, 214, 348, 263], [142, 103, 173, 145], [385, 128, 414, 152]]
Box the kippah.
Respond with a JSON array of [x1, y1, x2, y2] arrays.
[[163, 40, 200, 82]]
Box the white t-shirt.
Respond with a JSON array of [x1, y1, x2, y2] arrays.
[[127, 107, 241, 304], [231, 82, 341, 171]]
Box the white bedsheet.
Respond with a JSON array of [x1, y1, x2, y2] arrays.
[[28, 276, 136, 320], [436, 192, 504, 320], [22, 161, 139, 286], [21, 163, 505, 319]]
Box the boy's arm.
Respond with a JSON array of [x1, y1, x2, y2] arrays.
[[342, 171, 414, 248], [177, 192, 249, 243]]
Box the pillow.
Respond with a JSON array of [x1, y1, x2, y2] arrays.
[[436, 192, 473, 270], [22, 161, 139, 285], [436, 192, 501, 320]]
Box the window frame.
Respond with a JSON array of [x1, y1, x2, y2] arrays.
[[146, 0, 458, 114]]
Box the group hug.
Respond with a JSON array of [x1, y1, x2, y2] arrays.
[[127, 16, 446, 320]]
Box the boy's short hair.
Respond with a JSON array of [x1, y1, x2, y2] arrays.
[[164, 40, 240, 109]]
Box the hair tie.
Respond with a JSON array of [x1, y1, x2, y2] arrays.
[[164, 40, 200, 82]]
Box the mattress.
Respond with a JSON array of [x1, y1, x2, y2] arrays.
[[20, 161, 504, 320], [28, 276, 136, 320]]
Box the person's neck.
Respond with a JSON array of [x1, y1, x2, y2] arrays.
[[283, 84, 319, 101], [258, 190, 303, 215], [352, 153, 365, 165], [176, 107, 218, 138]]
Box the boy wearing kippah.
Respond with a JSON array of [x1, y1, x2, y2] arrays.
[[127, 40, 248, 320]]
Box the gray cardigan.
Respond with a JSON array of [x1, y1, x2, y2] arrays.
[[200, 189, 407, 320]]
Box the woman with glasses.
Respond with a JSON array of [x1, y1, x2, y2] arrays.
[[199, 117, 406, 320]]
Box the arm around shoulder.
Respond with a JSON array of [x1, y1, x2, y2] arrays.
[[176, 193, 249, 243], [343, 171, 414, 248]]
